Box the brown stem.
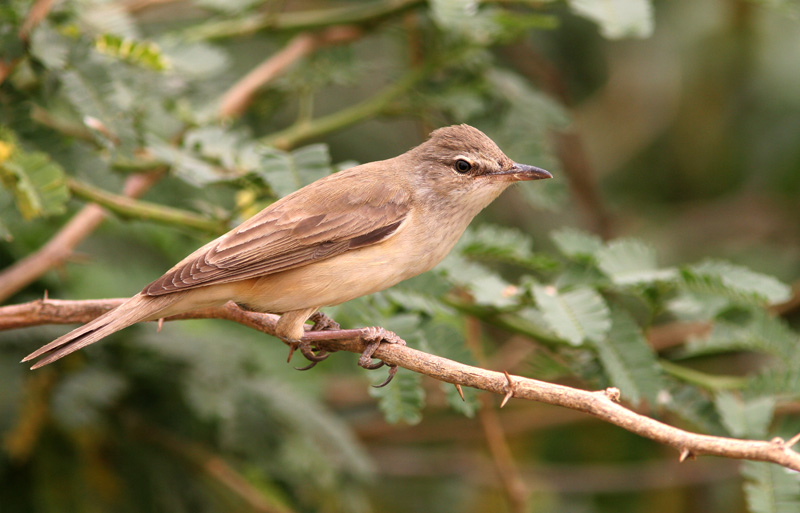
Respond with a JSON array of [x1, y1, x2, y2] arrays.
[[217, 26, 362, 119], [501, 44, 613, 239], [0, 172, 163, 304], [464, 310, 529, 513], [124, 413, 292, 513], [5, 298, 800, 472]]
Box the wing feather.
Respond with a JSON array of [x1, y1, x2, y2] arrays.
[[143, 166, 411, 296]]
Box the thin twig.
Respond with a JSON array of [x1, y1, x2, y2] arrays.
[[124, 413, 292, 513], [66, 177, 228, 234], [184, 0, 423, 41], [218, 26, 362, 119], [501, 44, 613, 238], [463, 310, 529, 513], [0, 0, 57, 85], [0, 173, 162, 303], [262, 65, 430, 151], [5, 298, 800, 472]]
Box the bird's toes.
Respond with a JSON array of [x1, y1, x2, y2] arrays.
[[358, 327, 406, 387], [309, 311, 341, 332]]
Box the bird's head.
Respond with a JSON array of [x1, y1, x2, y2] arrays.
[[408, 124, 552, 209]]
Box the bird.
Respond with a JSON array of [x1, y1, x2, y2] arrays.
[[23, 124, 552, 384]]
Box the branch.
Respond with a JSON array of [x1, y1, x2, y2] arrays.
[[184, 0, 423, 41], [464, 313, 529, 513], [262, 65, 430, 150], [66, 177, 228, 235], [218, 26, 363, 119], [0, 0, 58, 85], [5, 298, 800, 472], [0, 173, 162, 303], [500, 44, 614, 239], [124, 413, 292, 513]]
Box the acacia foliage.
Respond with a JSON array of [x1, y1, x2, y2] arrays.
[[1, 1, 799, 513]]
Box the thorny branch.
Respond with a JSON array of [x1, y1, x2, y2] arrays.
[[4, 298, 800, 472]]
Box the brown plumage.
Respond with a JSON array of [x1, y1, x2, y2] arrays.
[[23, 124, 551, 373]]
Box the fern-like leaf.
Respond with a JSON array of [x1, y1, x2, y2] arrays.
[[592, 307, 663, 405], [533, 285, 611, 346]]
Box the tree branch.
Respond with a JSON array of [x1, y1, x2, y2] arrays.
[[218, 26, 363, 119], [5, 298, 800, 472], [0, 173, 162, 303], [262, 65, 430, 150], [184, 0, 423, 41]]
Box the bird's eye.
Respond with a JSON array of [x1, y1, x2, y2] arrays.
[[454, 159, 472, 173]]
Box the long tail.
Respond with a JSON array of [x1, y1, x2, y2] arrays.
[[22, 293, 183, 369]]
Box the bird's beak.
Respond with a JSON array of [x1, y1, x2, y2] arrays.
[[486, 163, 553, 182]]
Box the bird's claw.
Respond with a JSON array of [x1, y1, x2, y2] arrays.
[[359, 327, 405, 388], [287, 339, 330, 370], [286, 312, 341, 368], [309, 311, 341, 332]]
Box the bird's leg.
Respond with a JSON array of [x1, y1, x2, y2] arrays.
[[309, 311, 341, 332], [278, 308, 331, 370], [359, 327, 406, 387], [290, 311, 341, 369]]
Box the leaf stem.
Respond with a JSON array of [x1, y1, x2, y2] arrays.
[[262, 66, 429, 150], [184, 0, 424, 40], [67, 178, 228, 234], [660, 360, 747, 390]]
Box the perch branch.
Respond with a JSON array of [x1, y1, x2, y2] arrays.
[[4, 298, 800, 472]]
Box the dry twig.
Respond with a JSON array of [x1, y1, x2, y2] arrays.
[[5, 298, 800, 472]]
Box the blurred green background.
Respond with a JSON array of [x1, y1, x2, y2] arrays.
[[2, 1, 800, 512]]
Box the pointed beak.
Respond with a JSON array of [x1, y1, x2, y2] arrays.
[[486, 162, 553, 182]]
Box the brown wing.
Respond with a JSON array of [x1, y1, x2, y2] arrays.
[[143, 166, 410, 296]]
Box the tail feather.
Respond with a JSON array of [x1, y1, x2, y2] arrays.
[[23, 293, 182, 369]]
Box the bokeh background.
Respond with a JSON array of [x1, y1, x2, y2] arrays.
[[2, 1, 800, 512]]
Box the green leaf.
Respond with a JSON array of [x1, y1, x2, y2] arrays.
[[682, 260, 791, 305], [95, 34, 170, 71], [742, 461, 800, 513], [29, 22, 69, 70], [159, 40, 229, 79], [747, 367, 800, 401], [369, 369, 425, 425], [195, 0, 263, 14], [567, 0, 654, 39], [715, 392, 775, 438], [430, 0, 500, 43], [258, 144, 332, 197], [460, 224, 558, 271], [439, 252, 517, 307], [551, 227, 603, 260], [684, 311, 799, 361], [533, 285, 611, 345], [420, 319, 480, 417], [663, 382, 728, 435], [0, 129, 69, 220], [147, 135, 223, 186], [597, 239, 678, 286], [592, 307, 663, 405]]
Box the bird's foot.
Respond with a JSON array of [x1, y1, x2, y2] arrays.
[[309, 311, 341, 332], [285, 312, 341, 370], [359, 327, 406, 388], [286, 339, 330, 371]]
